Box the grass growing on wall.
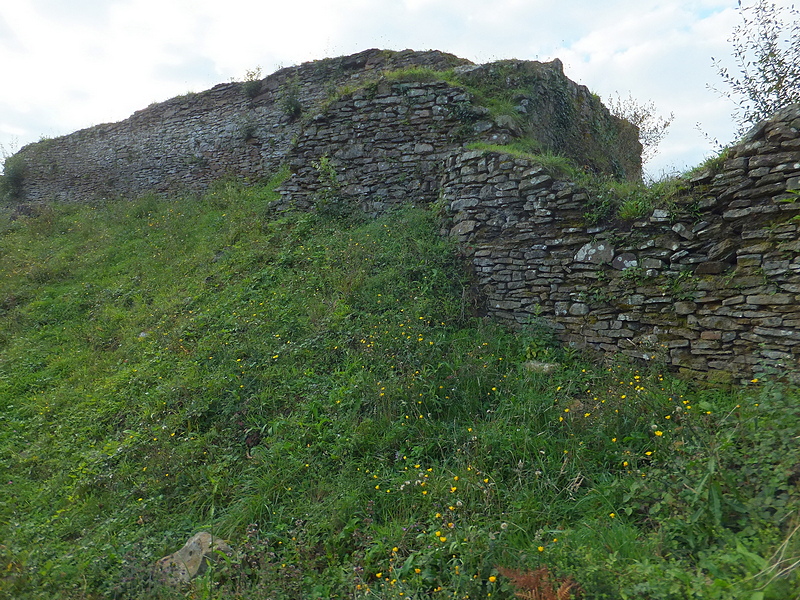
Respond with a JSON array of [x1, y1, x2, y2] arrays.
[[1, 177, 799, 599]]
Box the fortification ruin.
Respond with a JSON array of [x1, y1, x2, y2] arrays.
[[4, 49, 800, 383]]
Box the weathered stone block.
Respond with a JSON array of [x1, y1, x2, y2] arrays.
[[737, 255, 763, 268], [698, 315, 741, 330], [612, 253, 637, 270], [673, 301, 696, 315], [155, 532, 232, 586], [695, 261, 729, 275], [746, 293, 794, 305], [451, 220, 477, 237], [569, 303, 590, 316]]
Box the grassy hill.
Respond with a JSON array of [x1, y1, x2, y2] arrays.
[[1, 176, 799, 599]]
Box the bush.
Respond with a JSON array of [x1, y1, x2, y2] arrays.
[[0, 154, 26, 200], [279, 76, 302, 120], [242, 66, 263, 99]]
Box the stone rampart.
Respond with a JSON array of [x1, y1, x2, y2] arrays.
[[9, 50, 638, 205], [6, 48, 799, 382], [276, 59, 639, 215], [11, 49, 470, 202], [442, 104, 800, 383]]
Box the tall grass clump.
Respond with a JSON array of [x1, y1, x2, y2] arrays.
[[1, 174, 799, 599]]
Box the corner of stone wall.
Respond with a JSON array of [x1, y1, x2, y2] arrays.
[[441, 105, 800, 383]]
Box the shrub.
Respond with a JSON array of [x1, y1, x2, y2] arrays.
[[1, 154, 26, 199], [279, 76, 302, 119], [242, 66, 263, 99]]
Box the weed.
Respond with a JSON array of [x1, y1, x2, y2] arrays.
[[311, 154, 359, 219], [279, 76, 302, 119], [0, 154, 26, 199], [467, 142, 576, 179], [242, 66, 262, 99], [497, 565, 582, 599]]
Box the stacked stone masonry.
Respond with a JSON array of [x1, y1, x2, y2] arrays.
[[442, 104, 800, 384], [13, 49, 472, 202], [7, 48, 800, 383], [277, 80, 517, 214], [12, 49, 638, 206]]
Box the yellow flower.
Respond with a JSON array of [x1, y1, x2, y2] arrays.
[[488, 576, 497, 583], [376, 572, 382, 578], [537, 546, 544, 552], [609, 512, 616, 518], [655, 431, 663, 437]]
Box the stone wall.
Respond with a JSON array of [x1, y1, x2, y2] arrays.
[[11, 49, 470, 202], [7, 47, 799, 382], [441, 104, 800, 383], [275, 79, 514, 215], [9, 49, 638, 206], [276, 59, 639, 215]]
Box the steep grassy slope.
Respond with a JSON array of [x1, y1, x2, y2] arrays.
[[1, 179, 799, 599]]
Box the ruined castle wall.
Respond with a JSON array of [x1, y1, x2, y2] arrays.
[[7, 47, 799, 382], [275, 61, 640, 215], [442, 105, 800, 383], [10, 50, 638, 207], [276, 80, 515, 215], [12, 49, 469, 202]]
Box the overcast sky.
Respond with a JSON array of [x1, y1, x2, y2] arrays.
[[0, 0, 794, 178]]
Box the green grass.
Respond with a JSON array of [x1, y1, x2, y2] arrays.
[[466, 141, 577, 180], [1, 176, 799, 599]]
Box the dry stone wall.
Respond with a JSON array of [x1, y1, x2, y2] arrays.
[[276, 79, 516, 215], [10, 50, 638, 206], [12, 49, 470, 202], [442, 104, 800, 384], [7, 46, 800, 382], [276, 58, 640, 214]]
